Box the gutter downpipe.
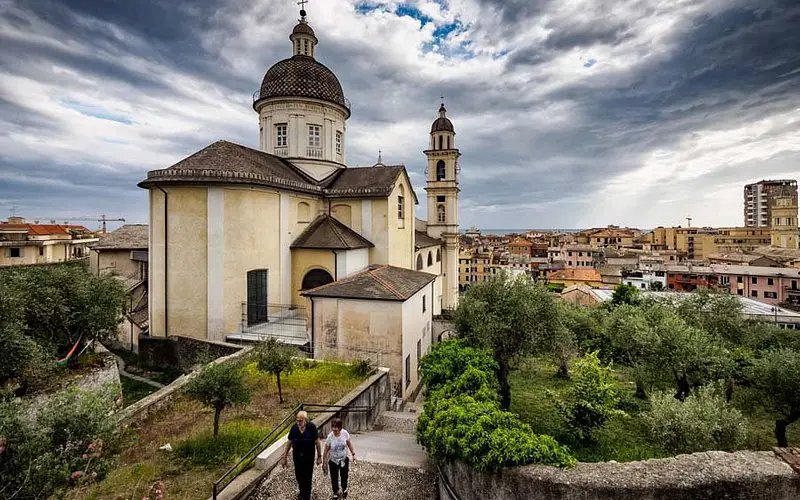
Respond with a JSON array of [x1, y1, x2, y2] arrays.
[[310, 297, 315, 359], [155, 184, 169, 337]]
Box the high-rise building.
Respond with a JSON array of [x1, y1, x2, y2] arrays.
[[744, 180, 798, 228]]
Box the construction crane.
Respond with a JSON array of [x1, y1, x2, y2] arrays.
[[31, 214, 126, 234]]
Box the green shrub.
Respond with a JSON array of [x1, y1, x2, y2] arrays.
[[644, 385, 748, 454], [417, 395, 575, 471], [0, 387, 120, 497], [417, 339, 575, 471], [350, 358, 375, 378], [548, 352, 625, 440], [419, 339, 497, 392], [254, 338, 295, 403], [0, 320, 53, 394], [175, 421, 266, 466]]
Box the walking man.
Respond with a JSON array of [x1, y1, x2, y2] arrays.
[[283, 410, 322, 500]]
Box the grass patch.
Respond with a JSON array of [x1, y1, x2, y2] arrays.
[[67, 360, 365, 500], [175, 421, 268, 466], [510, 357, 800, 463], [120, 375, 157, 407]]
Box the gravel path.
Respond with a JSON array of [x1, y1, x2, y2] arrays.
[[250, 457, 437, 500]]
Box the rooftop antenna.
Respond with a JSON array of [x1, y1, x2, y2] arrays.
[[10, 204, 18, 216], [375, 149, 384, 167], [686, 216, 692, 227]]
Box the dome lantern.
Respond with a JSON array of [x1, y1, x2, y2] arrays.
[[290, 8, 318, 58]]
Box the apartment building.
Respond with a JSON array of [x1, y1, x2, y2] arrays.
[[649, 226, 771, 260], [665, 264, 717, 291], [458, 250, 492, 290], [713, 264, 800, 306], [744, 179, 798, 228], [0, 217, 98, 267]]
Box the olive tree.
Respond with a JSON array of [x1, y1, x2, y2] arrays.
[[455, 274, 562, 410], [186, 362, 252, 438], [254, 337, 295, 403], [746, 348, 800, 447]]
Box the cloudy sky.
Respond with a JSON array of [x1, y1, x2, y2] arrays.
[[1, 0, 798, 230]]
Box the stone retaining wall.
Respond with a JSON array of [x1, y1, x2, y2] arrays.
[[117, 345, 252, 426], [138, 335, 243, 371], [438, 451, 800, 500]]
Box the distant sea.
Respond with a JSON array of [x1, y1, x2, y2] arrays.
[[470, 228, 582, 236]]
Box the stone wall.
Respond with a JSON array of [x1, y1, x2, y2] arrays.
[[438, 451, 800, 500], [137, 334, 243, 370], [117, 345, 252, 426]]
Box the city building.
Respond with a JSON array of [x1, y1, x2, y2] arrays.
[[744, 179, 797, 228], [89, 224, 149, 351], [712, 264, 800, 305], [558, 243, 596, 268], [561, 287, 800, 329], [769, 189, 799, 249], [508, 237, 533, 256], [649, 226, 771, 260], [665, 264, 717, 291], [137, 9, 460, 399], [546, 268, 604, 288], [0, 217, 97, 267], [707, 253, 780, 267]]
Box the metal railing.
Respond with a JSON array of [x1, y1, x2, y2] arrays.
[[212, 402, 371, 500]]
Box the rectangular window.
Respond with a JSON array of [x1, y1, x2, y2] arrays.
[[437, 195, 445, 202], [275, 124, 287, 147], [751, 277, 757, 285], [737, 276, 743, 283], [9, 247, 21, 258], [398, 196, 404, 220], [765, 291, 778, 299], [768, 278, 774, 286], [422, 294, 426, 313], [416, 340, 422, 368], [737, 289, 743, 295], [405, 355, 411, 388], [39, 247, 44, 256], [308, 125, 321, 148], [751, 290, 758, 298], [336, 131, 342, 154]]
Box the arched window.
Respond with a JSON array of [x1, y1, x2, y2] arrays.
[[437, 204, 446, 223], [397, 185, 405, 221], [301, 269, 334, 290], [438, 135, 443, 150], [446, 136, 450, 149], [436, 160, 446, 181], [436, 249, 441, 262], [416, 254, 423, 270], [427, 251, 433, 267], [297, 202, 310, 223]]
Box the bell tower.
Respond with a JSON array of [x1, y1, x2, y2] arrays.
[[425, 102, 460, 310]]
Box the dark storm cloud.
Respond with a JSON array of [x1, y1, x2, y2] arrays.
[[1, 0, 799, 228]]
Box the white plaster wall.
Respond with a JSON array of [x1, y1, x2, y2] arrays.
[[336, 248, 369, 278], [401, 284, 434, 399], [208, 187, 225, 337], [257, 99, 347, 181]]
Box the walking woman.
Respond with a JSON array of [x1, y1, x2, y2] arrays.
[[283, 410, 322, 500], [322, 418, 357, 499]]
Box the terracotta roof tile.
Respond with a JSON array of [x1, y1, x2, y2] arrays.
[[547, 268, 602, 282], [291, 214, 373, 250], [302, 265, 436, 301]]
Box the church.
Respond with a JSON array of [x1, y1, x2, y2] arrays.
[[138, 8, 461, 399]]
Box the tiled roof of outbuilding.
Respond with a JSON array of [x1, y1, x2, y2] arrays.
[[302, 265, 436, 301], [415, 231, 442, 249], [92, 224, 149, 250]]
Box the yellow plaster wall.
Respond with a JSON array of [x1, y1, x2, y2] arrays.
[[386, 176, 414, 269], [313, 297, 404, 388], [370, 198, 389, 265], [167, 187, 208, 339], [222, 187, 283, 334], [291, 248, 336, 307], [91, 250, 141, 278]]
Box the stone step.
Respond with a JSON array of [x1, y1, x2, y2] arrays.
[[373, 411, 418, 434]]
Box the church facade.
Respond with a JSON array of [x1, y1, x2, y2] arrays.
[[138, 10, 460, 398]]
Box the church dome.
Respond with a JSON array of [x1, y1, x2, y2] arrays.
[[430, 103, 454, 133], [256, 55, 350, 115], [291, 21, 316, 39]]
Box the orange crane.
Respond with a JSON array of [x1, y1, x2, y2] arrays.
[[32, 214, 126, 234]]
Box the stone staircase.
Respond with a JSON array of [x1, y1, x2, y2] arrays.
[[249, 400, 435, 499]]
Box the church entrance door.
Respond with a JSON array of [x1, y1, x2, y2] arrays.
[[247, 269, 268, 326]]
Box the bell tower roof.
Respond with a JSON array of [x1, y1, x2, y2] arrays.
[[431, 103, 455, 133]]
